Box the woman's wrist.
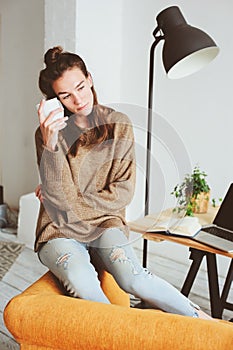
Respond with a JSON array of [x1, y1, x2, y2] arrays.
[[43, 143, 58, 152]]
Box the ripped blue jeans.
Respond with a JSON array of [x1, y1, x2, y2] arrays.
[[38, 227, 199, 317]]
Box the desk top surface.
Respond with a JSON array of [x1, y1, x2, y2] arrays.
[[128, 206, 233, 258]]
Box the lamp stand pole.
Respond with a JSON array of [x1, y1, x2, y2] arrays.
[[143, 28, 164, 267], [142, 6, 219, 267]]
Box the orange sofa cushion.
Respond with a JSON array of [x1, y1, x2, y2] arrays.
[[4, 271, 233, 350]]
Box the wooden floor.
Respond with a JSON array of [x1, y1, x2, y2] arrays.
[[0, 230, 232, 349], [0, 230, 47, 350]]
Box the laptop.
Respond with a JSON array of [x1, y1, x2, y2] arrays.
[[191, 183, 233, 252]]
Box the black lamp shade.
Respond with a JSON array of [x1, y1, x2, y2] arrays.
[[157, 6, 219, 79]]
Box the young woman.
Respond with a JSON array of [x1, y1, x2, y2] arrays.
[[35, 46, 212, 319]]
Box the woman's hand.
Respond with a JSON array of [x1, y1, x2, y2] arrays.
[[35, 184, 44, 203], [38, 99, 68, 151]]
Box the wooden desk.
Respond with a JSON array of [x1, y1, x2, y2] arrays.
[[128, 207, 233, 318]]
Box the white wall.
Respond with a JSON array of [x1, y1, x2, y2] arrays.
[[3, 0, 230, 213], [122, 0, 233, 216], [1, 0, 231, 211], [76, 0, 123, 104], [75, 0, 233, 274], [0, 0, 44, 207], [0, 0, 78, 208], [0, 0, 230, 278], [44, 0, 77, 52], [76, 0, 233, 222]]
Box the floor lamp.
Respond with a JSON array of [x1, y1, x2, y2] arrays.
[[143, 6, 219, 267]]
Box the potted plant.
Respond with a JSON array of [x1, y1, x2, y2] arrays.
[[171, 165, 211, 216]]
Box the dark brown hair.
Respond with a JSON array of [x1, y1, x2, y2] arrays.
[[39, 46, 114, 155]]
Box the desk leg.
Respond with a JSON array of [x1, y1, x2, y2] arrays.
[[206, 253, 222, 318], [181, 249, 232, 319], [220, 259, 233, 314], [181, 248, 205, 296], [143, 239, 148, 268]]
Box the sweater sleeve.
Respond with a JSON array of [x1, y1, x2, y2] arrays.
[[35, 128, 77, 213]]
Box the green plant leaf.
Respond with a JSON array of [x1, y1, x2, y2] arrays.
[[171, 165, 210, 216]]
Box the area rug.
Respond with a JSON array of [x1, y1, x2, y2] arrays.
[[0, 241, 25, 280]]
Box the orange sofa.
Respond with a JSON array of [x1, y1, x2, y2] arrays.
[[4, 270, 233, 350]]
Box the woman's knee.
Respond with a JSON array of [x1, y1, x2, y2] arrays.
[[60, 259, 109, 302], [110, 264, 157, 296], [39, 239, 108, 302]]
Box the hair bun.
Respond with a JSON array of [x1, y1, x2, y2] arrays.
[[44, 46, 63, 67]]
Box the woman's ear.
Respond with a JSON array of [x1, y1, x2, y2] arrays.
[[87, 72, 93, 88]]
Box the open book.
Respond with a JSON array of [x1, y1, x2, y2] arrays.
[[146, 216, 201, 237]]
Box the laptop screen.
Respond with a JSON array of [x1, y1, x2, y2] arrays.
[[213, 183, 233, 231]]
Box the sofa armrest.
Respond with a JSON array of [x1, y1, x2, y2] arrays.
[[21, 271, 130, 307], [4, 284, 233, 350]]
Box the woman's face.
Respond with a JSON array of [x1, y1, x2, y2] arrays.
[[52, 67, 94, 117]]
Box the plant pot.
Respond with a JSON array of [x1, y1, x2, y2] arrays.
[[191, 191, 210, 214]]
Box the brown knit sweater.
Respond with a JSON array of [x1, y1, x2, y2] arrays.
[[34, 106, 136, 252]]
